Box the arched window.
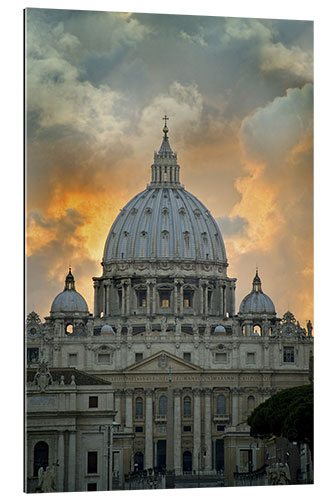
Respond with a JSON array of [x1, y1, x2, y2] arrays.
[[183, 396, 191, 417], [253, 325, 262, 336], [134, 452, 144, 471], [216, 394, 226, 415], [247, 395, 255, 413], [65, 323, 73, 334], [158, 395, 168, 416], [135, 397, 143, 418], [33, 441, 49, 476]]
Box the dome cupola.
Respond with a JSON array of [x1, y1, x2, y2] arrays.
[[239, 270, 275, 315], [50, 268, 89, 315]]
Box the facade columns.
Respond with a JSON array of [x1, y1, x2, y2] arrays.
[[179, 281, 184, 316], [231, 282, 236, 317], [121, 281, 126, 316], [67, 431, 76, 492], [173, 389, 182, 475], [193, 388, 201, 472], [146, 281, 151, 316], [231, 388, 239, 426], [145, 389, 154, 469], [93, 283, 99, 317], [125, 389, 133, 430], [105, 280, 110, 316], [204, 389, 212, 472], [174, 280, 178, 315], [126, 279, 131, 316], [56, 431, 65, 492], [200, 281, 204, 315], [151, 280, 157, 315], [114, 390, 122, 425]]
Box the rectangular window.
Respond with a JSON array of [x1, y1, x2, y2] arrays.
[[183, 425, 191, 432], [98, 353, 111, 364], [183, 352, 191, 363], [137, 291, 147, 308], [89, 396, 98, 408], [68, 353, 77, 366], [183, 291, 192, 308], [87, 483, 97, 491], [135, 353, 143, 363], [246, 352, 256, 364], [217, 425, 225, 432], [27, 347, 39, 364], [215, 352, 227, 363], [283, 347, 295, 363], [87, 451, 98, 474], [160, 291, 170, 308], [135, 426, 143, 433]]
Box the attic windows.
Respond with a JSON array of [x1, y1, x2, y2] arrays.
[[137, 290, 147, 308], [283, 346, 295, 363], [160, 291, 170, 308], [183, 352, 191, 363], [183, 291, 193, 308], [89, 396, 98, 408]]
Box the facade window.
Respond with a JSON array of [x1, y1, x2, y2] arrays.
[[118, 290, 122, 309], [135, 426, 143, 433], [68, 353, 77, 366], [135, 353, 143, 363], [135, 397, 143, 418], [87, 451, 98, 474], [27, 347, 39, 364], [247, 395, 255, 413], [87, 483, 97, 491], [246, 352, 256, 364], [33, 441, 48, 476], [183, 425, 191, 432], [216, 394, 226, 415], [137, 291, 147, 308], [283, 346, 295, 363], [183, 352, 191, 363], [183, 291, 193, 308], [183, 396, 192, 417], [97, 353, 110, 364], [158, 395, 168, 416], [215, 352, 227, 363], [217, 425, 225, 432], [160, 291, 170, 308], [89, 396, 98, 408], [134, 452, 144, 471]]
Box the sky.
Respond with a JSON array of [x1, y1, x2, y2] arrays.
[[25, 8, 313, 326]]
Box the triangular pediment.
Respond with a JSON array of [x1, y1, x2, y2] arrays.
[[125, 350, 201, 373]]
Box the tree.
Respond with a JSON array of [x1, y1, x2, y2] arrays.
[[247, 385, 313, 459]]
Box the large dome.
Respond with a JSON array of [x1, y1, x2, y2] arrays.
[[239, 270, 275, 315], [103, 126, 227, 263], [50, 269, 88, 314]]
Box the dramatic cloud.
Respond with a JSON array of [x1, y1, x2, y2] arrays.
[[25, 9, 313, 326], [226, 83, 313, 323]]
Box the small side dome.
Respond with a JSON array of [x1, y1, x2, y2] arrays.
[[50, 268, 89, 315], [239, 270, 275, 315], [213, 325, 226, 334], [101, 324, 115, 335]]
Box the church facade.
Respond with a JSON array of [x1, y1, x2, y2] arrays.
[[26, 122, 313, 491]]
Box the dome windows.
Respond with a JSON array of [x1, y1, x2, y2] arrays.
[[179, 207, 186, 215], [161, 207, 169, 216], [145, 207, 152, 215]]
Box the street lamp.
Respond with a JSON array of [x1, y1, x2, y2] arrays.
[[99, 421, 120, 491]]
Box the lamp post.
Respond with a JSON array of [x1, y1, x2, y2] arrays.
[[99, 421, 120, 490]]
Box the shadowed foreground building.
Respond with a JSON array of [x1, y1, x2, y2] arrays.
[[25, 123, 313, 492]]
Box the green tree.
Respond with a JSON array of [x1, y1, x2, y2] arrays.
[[247, 385, 313, 459]]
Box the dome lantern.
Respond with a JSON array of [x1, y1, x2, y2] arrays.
[[149, 116, 181, 186]]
